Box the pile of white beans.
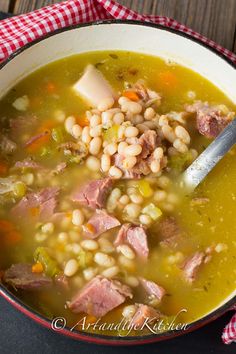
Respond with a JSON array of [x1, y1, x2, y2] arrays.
[[62, 86, 192, 179]]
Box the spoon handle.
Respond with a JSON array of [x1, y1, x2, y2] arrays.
[[183, 118, 236, 190]]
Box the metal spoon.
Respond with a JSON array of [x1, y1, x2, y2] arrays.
[[182, 118, 236, 191]]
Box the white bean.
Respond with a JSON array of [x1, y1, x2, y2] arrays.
[[72, 209, 84, 226], [159, 115, 169, 126], [65, 116, 76, 134], [162, 125, 176, 143], [90, 114, 101, 127], [150, 160, 161, 173], [83, 267, 98, 281], [94, 252, 115, 267], [129, 193, 143, 204], [104, 142, 117, 156], [81, 239, 98, 251], [125, 276, 139, 287], [98, 97, 114, 111], [122, 101, 142, 114], [117, 244, 135, 260], [122, 156, 137, 170], [86, 156, 100, 171], [98, 238, 115, 254], [175, 125, 190, 144], [154, 190, 167, 202], [72, 124, 82, 139], [119, 195, 130, 205], [118, 141, 128, 155], [89, 137, 102, 155], [113, 112, 125, 124], [125, 126, 139, 138], [90, 125, 102, 138], [139, 214, 152, 225], [64, 259, 79, 277], [118, 96, 129, 105], [102, 266, 119, 278], [173, 138, 188, 153], [82, 126, 91, 144], [58, 232, 68, 243], [118, 126, 126, 140], [124, 144, 142, 157], [101, 154, 111, 172], [118, 255, 135, 270], [41, 222, 54, 234], [124, 203, 141, 218], [109, 166, 123, 179], [102, 111, 113, 126], [144, 107, 156, 120], [153, 147, 164, 160]]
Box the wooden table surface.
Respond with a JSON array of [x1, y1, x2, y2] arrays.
[[0, 0, 236, 53]]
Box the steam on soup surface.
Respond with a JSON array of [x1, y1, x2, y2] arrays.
[[0, 51, 235, 336]]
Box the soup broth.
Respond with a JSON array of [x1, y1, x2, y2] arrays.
[[0, 51, 235, 336]]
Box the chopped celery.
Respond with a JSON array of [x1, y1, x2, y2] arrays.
[[103, 125, 119, 143], [168, 151, 193, 172], [40, 146, 52, 157], [34, 247, 60, 277], [77, 249, 93, 269], [13, 181, 26, 198], [142, 203, 162, 220], [51, 127, 65, 143], [136, 180, 153, 198]]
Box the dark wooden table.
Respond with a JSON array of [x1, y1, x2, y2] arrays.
[[0, 1, 235, 353], [0, 0, 236, 53]]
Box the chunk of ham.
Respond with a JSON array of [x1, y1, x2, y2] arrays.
[[10, 114, 38, 140], [68, 275, 132, 317], [71, 177, 113, 209], [181, 251, 211, 283], [114, 224, 149, 260], [0, 134, 17, 155], [83, 209, 120, 238], [73, 65, 116, 107], [131, 304, 160, 328], [113, 154, 141, 179], [139, 277, 166, 302], [11, 186, 59, 222], [3, 263, 52, 290], [185, 101, 234, 138], [139, 130, 159, 159], [158, 217, 182, 249]]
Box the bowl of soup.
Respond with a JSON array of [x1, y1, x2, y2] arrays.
[[0, 20, 235, 345]]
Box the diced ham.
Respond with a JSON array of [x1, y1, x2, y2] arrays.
[[139, 277, 166, 302], [73, 65, 116, 107], [68, 275, 132, 317], [181, 251, 208, 283], [3, 263, 52, 290], [10, 115, 38, 139], [139, 130, 159, 159], [185, 101, 234, 138], [158, 217, 181, 249], [83, 209, 120, 238], [71, 178, 113, 209], [14, 157, 44, 170], [131, 304, 160, 328], [11, 186, 59, 222], [114, 224, 149, 260], [0, 134, 17, 155]]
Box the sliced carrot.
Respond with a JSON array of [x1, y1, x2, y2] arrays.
[[159, 70, 178, 88], [85, 315, 97, 324], [5, 230, 22, 246], [76, 115, 89, 127], [32, 262, 44, 273], [85, 223, 96, 234], [0, 161, 8, 176], [123, 90, 140, 101], [0, 220, 14, 232], [26, 130, 51, 153], [46, 81, 56, 94]]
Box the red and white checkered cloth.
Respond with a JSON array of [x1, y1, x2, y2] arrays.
[[0, 0, 235, 344]]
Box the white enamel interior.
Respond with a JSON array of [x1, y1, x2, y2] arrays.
[[0, 22, 235, 316]]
